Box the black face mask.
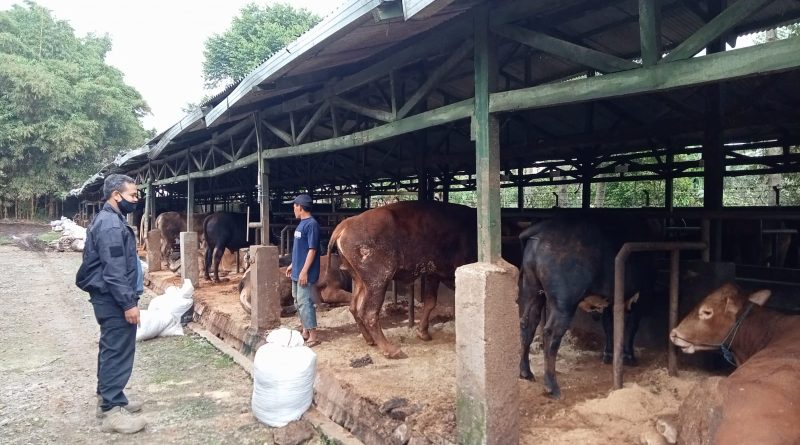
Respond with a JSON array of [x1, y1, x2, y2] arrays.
[[117, 197, 137, 215]]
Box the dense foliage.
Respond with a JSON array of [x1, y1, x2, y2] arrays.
[[0, 1, 149, 218], [202, 2, 320, 89]]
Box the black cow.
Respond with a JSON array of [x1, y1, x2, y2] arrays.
[[517, 218, 658, 399], [203, 212, 251, 282]]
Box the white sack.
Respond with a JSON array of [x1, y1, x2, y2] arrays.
[[265, 327, 305, 347], [148, 279, 194, 320], [136, 310, 179, 341], [251, 343, 317, 427]]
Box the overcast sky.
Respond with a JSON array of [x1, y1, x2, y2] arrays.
[[0, 0, 343, 134]]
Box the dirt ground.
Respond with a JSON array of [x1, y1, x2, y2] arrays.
[[0, 227, 329, 445], [189, 269, 713, 445]]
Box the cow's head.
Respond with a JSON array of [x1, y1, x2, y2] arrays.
[[670, 283, 771, 353]]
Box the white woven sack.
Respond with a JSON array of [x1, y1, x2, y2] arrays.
[[149, 279, 194, 319], [251, 343, 317, 427], [136, 310, 177, 341], [265, 327, 305, 347]]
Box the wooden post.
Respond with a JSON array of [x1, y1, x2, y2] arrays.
[[639, 0, 663, 67], [255, 112, 270, 245], [665, 148, 674, 211], [144, 182, 153, 237], [473, 8, 501, 263], [186, 178, 195, 232]]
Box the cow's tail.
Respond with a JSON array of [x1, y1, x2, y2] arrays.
[[518, 224, 541, 252], [327, 222, 345, 273]]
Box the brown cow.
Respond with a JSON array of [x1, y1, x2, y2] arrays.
[[669, 283, 800, 445], [328, 201, 477, 358], [155, 211, 184, 258], [154, 211, 208, 259]]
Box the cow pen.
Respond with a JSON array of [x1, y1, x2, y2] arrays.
[[69, 1, 800, 444]]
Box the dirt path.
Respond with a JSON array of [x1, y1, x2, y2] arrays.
[[0, 244, 301, 444]]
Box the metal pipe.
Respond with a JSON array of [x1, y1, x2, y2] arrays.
[[613, 241, 706, 389]]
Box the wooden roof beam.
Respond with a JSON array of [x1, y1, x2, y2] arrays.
[[493, 24, 640, 74], [662, 0, 776, 63]]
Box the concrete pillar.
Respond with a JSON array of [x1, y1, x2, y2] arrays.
[[146, 229, 162, 272], [249, 245, 281, 331], [180, 231, 199, 287], [455, 261, 519, 445]]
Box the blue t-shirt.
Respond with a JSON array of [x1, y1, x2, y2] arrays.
[[291, 216, 321, 283]]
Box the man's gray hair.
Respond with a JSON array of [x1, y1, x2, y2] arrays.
[[103, 174, 136, 200]]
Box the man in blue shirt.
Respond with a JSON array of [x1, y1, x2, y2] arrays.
[[75, 174, 147, 434], [286, 194, 321, 347]]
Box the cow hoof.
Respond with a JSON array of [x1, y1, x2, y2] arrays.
[[544, 375, 562, 400], [624, 355, 639, 367], [520, 369, 535, 381], [384, 349, 407, 359], [416, 330, 432, 341]]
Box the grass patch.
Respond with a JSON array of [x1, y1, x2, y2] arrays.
[[37, 231, 61, 243], [0, 235, 11, 245], [173, 396, 218, 420]]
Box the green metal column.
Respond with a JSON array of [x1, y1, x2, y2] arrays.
[[473, 8, 501, 263]]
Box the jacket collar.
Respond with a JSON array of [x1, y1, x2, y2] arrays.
[[102, 201, 126, 222]]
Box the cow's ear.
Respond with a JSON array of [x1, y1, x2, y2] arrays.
[[748, 289, 772, 306]]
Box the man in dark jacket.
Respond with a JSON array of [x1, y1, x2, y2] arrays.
[[75, 174, 147, 434]]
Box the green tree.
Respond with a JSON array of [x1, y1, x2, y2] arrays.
[[0, 1, 149, 218], [202, 3, 320, 89]]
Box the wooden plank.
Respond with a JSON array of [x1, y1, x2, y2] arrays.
[[235, 127, 256, 160], [262, 119, 294, 146], [330, 96, 394, 123], [264, 99, 473, 160], [639, 0, 663, 66], [397, 39, 474, 119], [493, 23, 640, 73], [490, 36, 800, 113], [297, 101, 330, 144], [474, 8, 502, 263], [662, 0, 774, 63]]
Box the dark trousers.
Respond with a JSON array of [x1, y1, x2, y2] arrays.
[[91, 297, 137, 412]]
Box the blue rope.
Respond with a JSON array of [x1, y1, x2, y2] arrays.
[[718, 302, 755, 367]]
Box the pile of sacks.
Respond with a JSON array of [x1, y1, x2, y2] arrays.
[[136, 279, 194, 341], [252, 328, 317, 427], [49, 217, 87, 252]]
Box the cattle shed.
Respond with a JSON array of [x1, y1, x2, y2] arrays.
[[70, 0, 800, 443]]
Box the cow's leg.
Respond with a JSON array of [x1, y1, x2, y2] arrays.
[[416, 275, 441, 341], [349, 281, 375, 346], [519, 269, 545, 381], [212, 246, 225, 282], [623, 302, 642, 366], [360, 281, 403, 358], [204, 243, 213, 280], [601, 303, 641, 366], [542, 299, 576, 399]]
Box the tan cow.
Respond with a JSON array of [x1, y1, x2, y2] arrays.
[[669, 283, 800, 445]]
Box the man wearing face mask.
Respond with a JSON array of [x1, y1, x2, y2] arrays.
[[76, 174, 147, 434]]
